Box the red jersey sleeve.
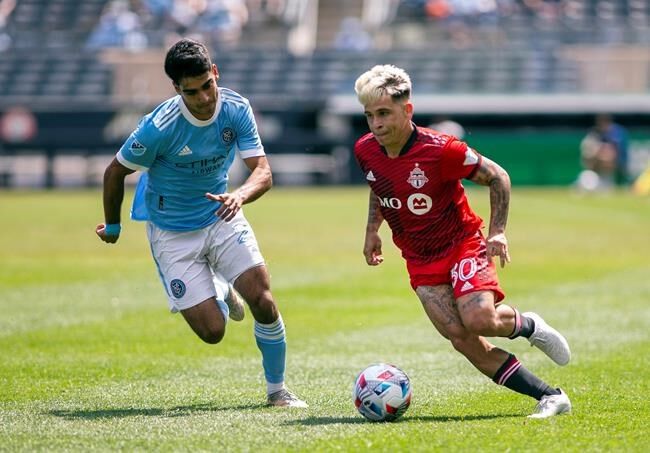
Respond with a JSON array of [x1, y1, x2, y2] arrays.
[[353, 133, 373, 173], [353, 141, 365, 169], [439, 138, 482, 181]]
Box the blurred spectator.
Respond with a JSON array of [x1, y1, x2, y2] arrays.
[[246, 0, 287, 24], [362, 0, 399, 30], [0, 0, 14, 24], [281, 0, 309, 26], [333, 16, 373, 51], [0, 0, 15, 52], [429, 117, 465, 139], [169, 0, 206, 33], [196, 0, 249, 47], [143, 0, 174, 18], [158, 0, 247, 48], [576, 114, 629, 192], [86, 0, 148, 50], [519, 0, 562, 20], [424, 0, 499, 48], [425, 0, 451, 20]]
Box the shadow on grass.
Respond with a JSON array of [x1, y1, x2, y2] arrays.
[[284, 412, 523, 426], [49, 402, 266, 420]]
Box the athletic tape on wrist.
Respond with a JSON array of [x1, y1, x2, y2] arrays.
[[104, 223, 122, 236]]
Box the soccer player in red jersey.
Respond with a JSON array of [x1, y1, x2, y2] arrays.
[[353, 65, 572, 418]]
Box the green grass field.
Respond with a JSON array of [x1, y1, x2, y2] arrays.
[[1, 187, 649, 452]]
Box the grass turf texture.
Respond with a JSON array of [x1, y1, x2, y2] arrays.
[[1, 187, 649, 452]]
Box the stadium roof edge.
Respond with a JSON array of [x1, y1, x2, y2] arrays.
[[327, 94, 650, 115]]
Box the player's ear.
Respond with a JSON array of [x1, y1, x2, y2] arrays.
[[213, 64, 219, 81], [405, 101, 414, 118], [172, 82, 181, 95]]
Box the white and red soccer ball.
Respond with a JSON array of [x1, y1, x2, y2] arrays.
[[353, 363, 412, 422]]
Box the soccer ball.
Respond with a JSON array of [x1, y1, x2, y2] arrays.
[[353, 363, 412, 422]]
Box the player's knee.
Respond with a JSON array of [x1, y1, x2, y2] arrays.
[[463, 312, 500, 336], [446, 328, 472, 353], [243, 289, 278, 324], [198, 326, 225, 344], [449, 336, 473, 356], [246, 289, 274, 311]]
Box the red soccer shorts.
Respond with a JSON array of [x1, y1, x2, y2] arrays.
[[406, 231, 505, 303]]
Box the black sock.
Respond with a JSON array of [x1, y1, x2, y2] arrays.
[[519, 315, 535, 338], [492, 354, 560, 400], [508, 309, 535, 339]]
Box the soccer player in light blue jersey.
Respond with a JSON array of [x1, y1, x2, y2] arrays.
[[96, 38, 306, 408]]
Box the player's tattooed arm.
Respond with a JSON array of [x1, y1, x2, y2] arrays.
[[363, 190, 385, 265], [469, 156, 512, 267], [366, 190, 384, 233], [469, 156, 511, 235]]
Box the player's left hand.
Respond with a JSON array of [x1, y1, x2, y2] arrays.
[[486, 232, 511, 268], [95, 223, 119, 244], [206, 191, 244, 222]]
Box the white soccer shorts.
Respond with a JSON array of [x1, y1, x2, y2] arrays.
[[147, 210, 265, 313]]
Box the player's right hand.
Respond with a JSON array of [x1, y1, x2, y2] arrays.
[[486, 232, 510, 268], [363, 231, 384, 266], [96, 223, 119, 244], [206, 191, 244, 222]]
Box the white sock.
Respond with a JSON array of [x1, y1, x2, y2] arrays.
[[267, 382, 284, 395]]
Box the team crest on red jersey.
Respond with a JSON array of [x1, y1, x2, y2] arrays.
[[407, 164, 429, 189]]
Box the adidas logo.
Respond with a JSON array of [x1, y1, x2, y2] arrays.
[[366, 171, 376, 181], [178, 145, 192, 156], [460, 281, 474, 292]]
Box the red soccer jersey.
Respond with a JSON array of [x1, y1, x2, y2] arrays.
[[354, 126, 484, 264]]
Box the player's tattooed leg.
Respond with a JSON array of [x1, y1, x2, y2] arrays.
[[416, 285, 462, 338]]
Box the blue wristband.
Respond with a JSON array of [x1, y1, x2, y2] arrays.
[[104, 223, 122, 236]]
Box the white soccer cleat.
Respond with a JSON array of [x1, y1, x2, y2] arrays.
[[267, 388, 308, 408], [528, 389, 572, 419], [523, 312, 571, 366], [224, 284, 245, 322]]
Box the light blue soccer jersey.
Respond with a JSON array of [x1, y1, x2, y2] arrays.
[[118, 87, 265, 231]]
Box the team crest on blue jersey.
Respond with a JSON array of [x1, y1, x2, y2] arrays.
[[407, 163, 429, 189], [170, 279, 186, 298], [221, 127, 236, 145], [129, 139, 147, 156]]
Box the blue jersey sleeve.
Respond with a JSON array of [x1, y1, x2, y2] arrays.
[[117, 117, 163, 171], [235, 100, 264, 158]]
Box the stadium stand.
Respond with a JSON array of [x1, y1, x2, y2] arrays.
[[1, 0, 649, 103], [0, 0, 649, 187]]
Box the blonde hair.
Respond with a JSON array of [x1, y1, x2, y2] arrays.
[[354, 65, 412, 106]]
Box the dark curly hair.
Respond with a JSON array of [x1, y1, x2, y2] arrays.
[[164, 38, 213, 85]]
